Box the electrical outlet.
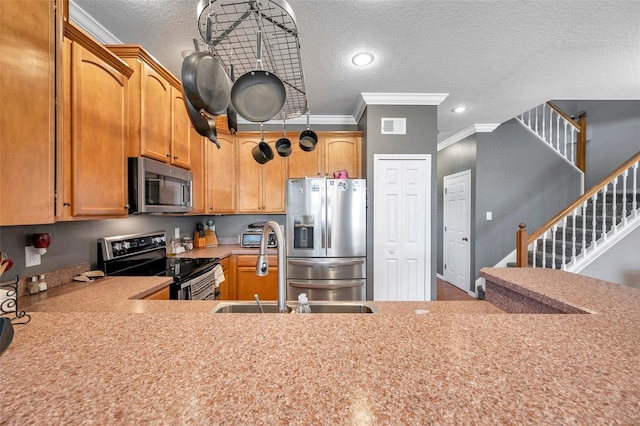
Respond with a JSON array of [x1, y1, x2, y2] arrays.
[[174, 227, 180, 239], [25, 246, 41, 267], [486, 212, 493, 221]]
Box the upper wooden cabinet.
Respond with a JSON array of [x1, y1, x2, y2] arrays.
[[107, 45, 191, 169], [188, 129, 206, 215], [57, 24, 133, 220], [206, 131, 237, 214], [287, 132, 362, 179], [0, 0, 55, 225], [236, 133, 287, 213]]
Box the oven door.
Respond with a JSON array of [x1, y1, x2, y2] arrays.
[[171, 264, 219, 300]]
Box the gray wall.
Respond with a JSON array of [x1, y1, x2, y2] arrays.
[[436, 135, 477, 280], [579, 226, 640, 289], [0, 213, 283, 280], [474, 119, 583, 277], [551, 100, 640, 188], [359, 104, 439, 300]]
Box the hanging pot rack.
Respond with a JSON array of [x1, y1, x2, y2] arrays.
[[196, 0, 307, 121]]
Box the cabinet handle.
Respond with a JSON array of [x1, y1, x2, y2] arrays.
[[174, 156, 178, 160], [124, 204, 130, 209], [166, 153, 171, 158], [63, 202, 71, 207]]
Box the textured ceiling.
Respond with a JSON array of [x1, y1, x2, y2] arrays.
[[71, 0, 640, 142]]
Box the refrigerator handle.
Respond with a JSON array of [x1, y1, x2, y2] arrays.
[[321, 182, 326, 249], [326, 184, 332, 249]]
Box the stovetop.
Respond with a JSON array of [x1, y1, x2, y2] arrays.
[[97, 230, 219, 282]]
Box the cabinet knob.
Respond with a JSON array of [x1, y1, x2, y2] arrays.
[[63, 202, 71, 207], [174, 156, 178, 160], [124, 204, 130, 209], [166, 153, 171, 158]]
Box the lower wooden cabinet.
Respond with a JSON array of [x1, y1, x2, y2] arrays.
[[143, 286, 169, 300], [218, 256, 235, 301], [226, 254, 278, 301]]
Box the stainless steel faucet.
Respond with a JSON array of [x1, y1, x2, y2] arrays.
[[255, 221, 286, 313]]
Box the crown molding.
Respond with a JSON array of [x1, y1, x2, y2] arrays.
[[437, 123, 500, 151], [69, 0, 122, 44], [354, 93, 449, 123]]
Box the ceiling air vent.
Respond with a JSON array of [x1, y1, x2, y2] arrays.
[[381, 117, 406, 135]]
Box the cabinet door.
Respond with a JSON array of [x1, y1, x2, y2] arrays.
[[262, 140, 287, 212], [287, 141, 323, 178], [237, 136, 264, 213], [218, 256, 236, 300], [236, 255, 278, 301], [170, 87, 191, 169], [0, 0, 55, 225], [189, 129, 206, 215], [68, 40, 129, 217], [140, 63, 171, 163], [324, 135, 361, 178], [237, 134, 286, 213], [207, 133, 237, 213]]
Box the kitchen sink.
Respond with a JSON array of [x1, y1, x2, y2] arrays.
[[211, 301, 378, 314]]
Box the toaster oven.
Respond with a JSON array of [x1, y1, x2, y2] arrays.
[[240, 231, 277, 248]]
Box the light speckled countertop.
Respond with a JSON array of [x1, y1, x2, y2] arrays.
[[0, 261, 638, 424]]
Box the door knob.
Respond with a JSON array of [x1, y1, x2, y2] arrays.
[[462, 237, 468, 241]]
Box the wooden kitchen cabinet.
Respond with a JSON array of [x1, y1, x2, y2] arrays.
[[144, 286, 170, 300], [235, 255, 279, 301], [218, 256, 236, 300], [287, 132, 362, 179], [107, 45, 190, 169], [189, 129, 207, 215], [236, 133, 287, 213], [206, 130, 237, 213], [0, 0, 55, 225], [57, 24, 133, 219]]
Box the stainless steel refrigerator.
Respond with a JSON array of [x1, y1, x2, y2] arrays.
[[286, 178, 366, 301]]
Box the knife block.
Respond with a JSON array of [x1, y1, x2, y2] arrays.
[[194, 231, 207, 248]]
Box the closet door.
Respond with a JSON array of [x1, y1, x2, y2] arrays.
[[374, 155, 431, 301]]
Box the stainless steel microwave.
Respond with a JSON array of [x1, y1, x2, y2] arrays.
[[128, 157, 193, 214]]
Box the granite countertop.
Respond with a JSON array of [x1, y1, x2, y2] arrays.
[[0, 266, 639, 424]]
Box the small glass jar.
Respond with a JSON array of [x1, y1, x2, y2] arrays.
[[27, 276, 39, 295], [182, 237, 193, 251]]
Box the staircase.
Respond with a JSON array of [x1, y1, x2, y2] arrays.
[[517, 151, 640, 272]]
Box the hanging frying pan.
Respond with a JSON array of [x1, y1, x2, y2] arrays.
[[182, 89, 221, 149], [181, 51, 230, 116], [226, 64, 238, 134], [230, 30, 286, 123]]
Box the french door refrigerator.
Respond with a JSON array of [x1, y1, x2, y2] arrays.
[[286, 178, 366, 301]]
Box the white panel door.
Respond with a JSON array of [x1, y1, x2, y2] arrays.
[[443, 170, 471, 293], [374, 155, 431, 301]]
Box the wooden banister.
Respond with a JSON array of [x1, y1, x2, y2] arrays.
[[576, 113, 587, 173], [546, 101, 580, 130], [527, 150, 640, 244]]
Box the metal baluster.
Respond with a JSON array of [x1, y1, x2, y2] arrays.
[[535, 105, 539, 135], [592, 193, 598, 249], [570, 211, 577, 266], [611, 176, 618, 233], [601, 185, 608, 242], [622, 169, 628, 225], [541, 231, 548, 268], [530, 240, 536, 268], [551, 223, 557, 269], [581, 201, 587, 259], [633, 162, 638, 215]]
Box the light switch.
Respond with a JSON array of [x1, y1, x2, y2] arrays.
[[486, 212, 492, 221]]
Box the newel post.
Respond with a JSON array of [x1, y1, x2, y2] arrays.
[[576, 112, 587, 174], [516, 223, 528, 267]]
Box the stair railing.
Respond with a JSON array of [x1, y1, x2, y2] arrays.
[[516, 151, 640, 269], [516, 101, 587, 173]]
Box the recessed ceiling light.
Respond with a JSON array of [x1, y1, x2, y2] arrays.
[[352, 52, 374, 67], [452, 106, 467, 113]]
